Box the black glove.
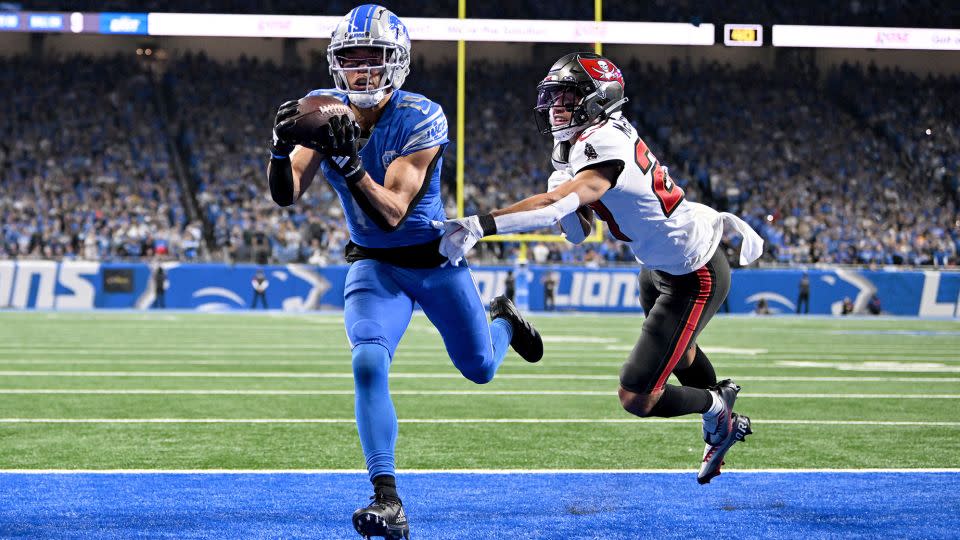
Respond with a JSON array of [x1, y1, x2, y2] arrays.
[[270, 100, 300, 158], [319, 115, 366, 184]]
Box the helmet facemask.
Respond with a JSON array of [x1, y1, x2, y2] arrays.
[[534, 83, 591, 141]]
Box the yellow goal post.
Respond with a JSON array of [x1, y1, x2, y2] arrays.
[[455, 0, 606, 245]]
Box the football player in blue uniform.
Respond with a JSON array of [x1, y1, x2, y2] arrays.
[[266, 5, 543, 539]]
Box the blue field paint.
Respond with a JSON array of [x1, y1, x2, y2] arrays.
[[1, 472, 957, 539]]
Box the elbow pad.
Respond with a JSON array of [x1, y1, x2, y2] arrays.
[[268, 156, 295, 207]]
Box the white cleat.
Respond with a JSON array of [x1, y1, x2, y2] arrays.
[[698, 413, 752, 485]]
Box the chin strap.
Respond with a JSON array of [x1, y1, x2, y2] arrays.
[[347, 90, 386, 109]]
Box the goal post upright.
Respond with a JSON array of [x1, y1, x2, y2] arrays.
[[455, 0, 606, 249]]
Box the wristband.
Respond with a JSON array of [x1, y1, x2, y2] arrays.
[[478, 214, 498, 237]]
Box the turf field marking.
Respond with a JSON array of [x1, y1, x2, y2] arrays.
[[602, 345, 769, 355], [0, 389, 958, 399], [0, 418, 957, 426], [701, 346, 768, 355], [601, 345, 960, 355], [543, 336, 618, 343], [778, 361, 960, 373], [1, 370, 959, 383], [830, 330, 960, 336], [4, 360, 959, 371], [2, 468, 958, 474]]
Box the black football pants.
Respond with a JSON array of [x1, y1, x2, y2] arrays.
[[620, 248, 731, 393]]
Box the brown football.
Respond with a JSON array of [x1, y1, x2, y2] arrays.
[[285, 94, 355, 142]]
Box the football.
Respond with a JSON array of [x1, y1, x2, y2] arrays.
[[285, 94, 355, 143]]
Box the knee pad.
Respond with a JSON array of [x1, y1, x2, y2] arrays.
[[350, 319, 390, 348], [459, 362, 495, 385], [352, 342, 390, 387], [619, 361, 655, 395]]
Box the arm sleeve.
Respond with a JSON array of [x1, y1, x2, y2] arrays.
[[268, 156, 295, 207], [492, 193, 582, 235]]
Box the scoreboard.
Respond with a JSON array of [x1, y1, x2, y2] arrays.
[[724, 23, 763, 47]]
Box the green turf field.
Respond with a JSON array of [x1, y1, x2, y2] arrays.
[[0, 312, 958, 470]]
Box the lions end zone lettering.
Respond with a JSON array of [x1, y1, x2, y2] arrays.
[[471, 269, 642, 311], [552, 271, 642, 310], [0, 261, 957, 316], [0, 261, 99, 309], [920, 270, 960, 317]]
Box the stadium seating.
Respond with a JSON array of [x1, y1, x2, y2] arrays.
[[2, 53, 957, 266], [0, 55, 192, 261]]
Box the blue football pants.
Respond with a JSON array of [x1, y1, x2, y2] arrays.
[[343, 259, 513, 481]]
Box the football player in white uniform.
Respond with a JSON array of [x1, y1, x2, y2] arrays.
[[435, 52, 764, 483]]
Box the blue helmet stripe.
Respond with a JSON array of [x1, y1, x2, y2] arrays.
[[350, 4, 375, 35], [348, 4, 371, 35], [348, 7, 361, 33]]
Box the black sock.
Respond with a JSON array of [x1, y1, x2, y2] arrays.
[[648, 384, 712, 417], [373, 475, 399, 501], [673, 346, 717, 389]]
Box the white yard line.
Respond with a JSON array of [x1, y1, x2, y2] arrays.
[[1, 371, 959, 382], [0, 418, 957, 426], [0, 389, 958, 398], [2, 359, 959, 370], [1, 468, 958, 474]]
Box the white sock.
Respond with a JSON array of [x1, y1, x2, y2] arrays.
[[703, 390, 724, 417]]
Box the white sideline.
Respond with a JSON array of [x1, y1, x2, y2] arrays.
[[0, 389, 959, 399], [1, 371, 959, 382], [1, 418, 958, 426], [1, 468, 958, 474], [3, 360, 960, 369]]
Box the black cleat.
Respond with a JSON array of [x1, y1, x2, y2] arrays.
[[352, 494, 409, 540], [702, 379, 741, 446], [698, 413, 752, 485], [490, 295, 543, 363]]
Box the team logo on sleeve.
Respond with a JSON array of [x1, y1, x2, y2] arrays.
[[584, 143, 598, 160]]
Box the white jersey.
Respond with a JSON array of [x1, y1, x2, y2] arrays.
[[554, 114, 762, 275]]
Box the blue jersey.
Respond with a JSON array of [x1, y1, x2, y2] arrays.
[[306, 88, 448, 249]]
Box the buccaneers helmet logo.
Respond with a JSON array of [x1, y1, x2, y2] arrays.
[[592, 60, 620, 80]]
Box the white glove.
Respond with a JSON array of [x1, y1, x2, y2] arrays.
[[431, 216, 484, 266], [547, 169, 574, 192]]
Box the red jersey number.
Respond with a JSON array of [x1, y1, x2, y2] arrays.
[[634, 138, 684, 217]]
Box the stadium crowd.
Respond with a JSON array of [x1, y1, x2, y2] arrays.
[[619, 58, 960, 266], [1, 52, 957, 266], [0, 55, 195, 261]]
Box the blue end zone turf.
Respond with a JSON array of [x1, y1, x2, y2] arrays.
[[1, 472, 958, 539]]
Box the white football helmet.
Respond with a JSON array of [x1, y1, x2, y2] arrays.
[[327, 4, 411, 109]]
